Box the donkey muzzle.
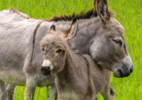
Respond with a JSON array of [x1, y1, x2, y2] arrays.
[[41, 60, 53, 76], [113, 56, 133, 78], [113, 65, 133, 78]]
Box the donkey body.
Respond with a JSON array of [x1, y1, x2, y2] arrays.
[[0, 9, 56, 100], [40, 20, 113, 100], [0, 0, 133, 99]]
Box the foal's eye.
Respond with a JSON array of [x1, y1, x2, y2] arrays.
[[42, 47, 45, 51], [56, 49, 63, 53], [113, 39, 122, 47]]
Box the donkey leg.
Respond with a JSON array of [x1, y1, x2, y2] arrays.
[[24, 77, 37, 100], [6, 84, 15, 100], [101, 84, 114, 100], [47, 83, 57, 100], [0, 79, 7, 100]]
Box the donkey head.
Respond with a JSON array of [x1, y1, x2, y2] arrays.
[[40, 19, 78, 75], [90, 0, 133, 77]]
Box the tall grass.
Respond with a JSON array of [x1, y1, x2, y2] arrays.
[[0, 0, 141, 100]]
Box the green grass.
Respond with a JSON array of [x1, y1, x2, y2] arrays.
[[0, 0, 141, 100]]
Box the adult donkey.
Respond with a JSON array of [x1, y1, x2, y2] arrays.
[[0, 0, 133, 100], [47, 0, 133, 78]]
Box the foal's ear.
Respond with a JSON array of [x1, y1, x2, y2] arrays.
[[48, 25, 56, 34], [64, 18, 78, 40], [50, 25, 56, 31], [93, 0, 111, 24]]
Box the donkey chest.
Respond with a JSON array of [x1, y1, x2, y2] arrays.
[[59, 89, 84, 100], [57, 82, 87, 100]]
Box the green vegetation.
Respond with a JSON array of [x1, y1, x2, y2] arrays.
[[0, 0, 141, 100]]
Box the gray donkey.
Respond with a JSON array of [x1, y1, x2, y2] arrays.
[[0, 0, 133, 99]]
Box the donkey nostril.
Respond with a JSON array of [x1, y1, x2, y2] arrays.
[[118, 69, 123, 77], [130, 67, 133, 73], [41, 67, 45, 71]]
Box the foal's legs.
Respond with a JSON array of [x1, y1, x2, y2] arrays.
[[6, 84, 15, 100], [101, 84, 114, 100], [0, 79, 7, 100], [47, 83, 57, 100]]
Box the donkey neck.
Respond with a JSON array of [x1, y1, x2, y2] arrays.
[[54, 16, 101, 33], [56, 49, 90, 93], [57, 49, 88, 76]]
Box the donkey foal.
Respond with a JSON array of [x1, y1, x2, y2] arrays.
[[40, 19, 113, 100]]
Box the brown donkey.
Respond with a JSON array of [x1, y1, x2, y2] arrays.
[[40, 19, 113, 100]]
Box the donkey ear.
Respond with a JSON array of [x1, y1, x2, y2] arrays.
[[93, 0, 111, 24], [50, 25, 56, 31], [64, 18, 78, 40]]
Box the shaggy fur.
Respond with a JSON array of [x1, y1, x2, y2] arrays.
[[40, 21, 113, 100]]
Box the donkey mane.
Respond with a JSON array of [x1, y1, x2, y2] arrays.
[[48, 8, 112, 22], [10, 7, 30, 19], [48, 8, 98, 21], [10, 6, 112, 22]]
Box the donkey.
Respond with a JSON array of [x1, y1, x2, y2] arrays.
[[40, 18, 113, 100], [0, 0, 133, 99]]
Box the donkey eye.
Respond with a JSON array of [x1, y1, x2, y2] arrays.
[[56, 49, 63, 53], [113, 39, 122, 47], [42, 47, 45, 51]]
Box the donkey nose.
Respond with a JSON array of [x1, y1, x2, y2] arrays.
[[113, 64, 133, 78], [41, 66, 51, 76]]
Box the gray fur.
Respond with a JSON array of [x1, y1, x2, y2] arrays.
[[0, 4, 133, 100]]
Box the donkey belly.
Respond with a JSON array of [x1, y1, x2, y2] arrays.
[[0, 69, 26, 86], [0, 69, 55, 86]]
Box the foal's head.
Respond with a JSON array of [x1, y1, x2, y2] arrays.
[[40, 19, 78, 75]]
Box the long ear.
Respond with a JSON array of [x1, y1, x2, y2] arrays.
[[93, 0, 111, 24], [64, 18, 78, 40]]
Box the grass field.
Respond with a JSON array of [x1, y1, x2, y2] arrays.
[[0, 0, 142, 100]]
